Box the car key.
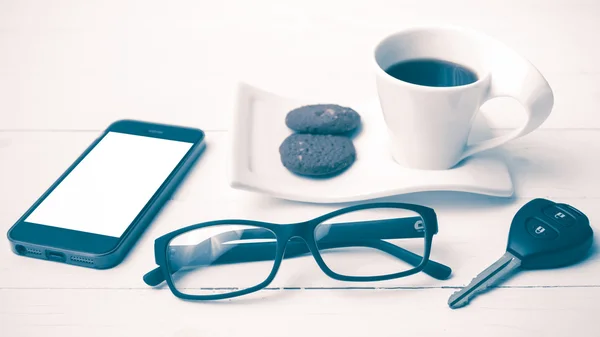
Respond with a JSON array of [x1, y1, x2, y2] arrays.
[[448, 198, 593, 309]]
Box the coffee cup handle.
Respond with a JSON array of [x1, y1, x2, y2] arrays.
[[459, 46, 554, 160]]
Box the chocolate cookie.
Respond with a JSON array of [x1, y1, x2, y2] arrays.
[[279, 134, 356, 176], [285, 104, 361, 135]]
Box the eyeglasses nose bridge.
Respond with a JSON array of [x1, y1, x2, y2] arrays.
[[277, 220, 313, 239], [277, 221, 319, 253], [279, 233, 324, 263]]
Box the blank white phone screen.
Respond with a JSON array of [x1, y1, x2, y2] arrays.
[[25, 132, 194, 237]]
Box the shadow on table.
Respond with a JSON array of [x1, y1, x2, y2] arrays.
[[252, 190, 518, 213], [182, 287, 301, 306]]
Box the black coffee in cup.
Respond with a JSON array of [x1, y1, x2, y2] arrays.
[[385, 58, 478, 87]]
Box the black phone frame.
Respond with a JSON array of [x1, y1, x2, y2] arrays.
[[6, 119, 205, 269]]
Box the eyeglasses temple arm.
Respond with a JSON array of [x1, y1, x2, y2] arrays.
[[318, 217, 427, 240], [316, 239, 451, 280]]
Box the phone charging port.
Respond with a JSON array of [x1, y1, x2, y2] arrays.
[[46, 251, 66, 262]]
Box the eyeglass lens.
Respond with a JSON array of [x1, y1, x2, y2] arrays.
[[166, 225, 277, 296], [314, 207, 425, 277]]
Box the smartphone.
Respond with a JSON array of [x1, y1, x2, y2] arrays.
[[7, 119, 205, 269]]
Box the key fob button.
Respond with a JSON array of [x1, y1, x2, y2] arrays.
[[543, 206, 576, 226], [526, 219, 558, 239]]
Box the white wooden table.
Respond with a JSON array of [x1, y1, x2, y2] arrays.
[[1, 1, 599, 336]]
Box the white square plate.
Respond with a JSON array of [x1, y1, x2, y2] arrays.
[[230, 82, 513, 203]]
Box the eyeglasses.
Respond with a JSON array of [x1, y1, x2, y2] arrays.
[[143, 202, 451, 300]]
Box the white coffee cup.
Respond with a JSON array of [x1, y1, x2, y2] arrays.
[[374, 26, 554, 170]]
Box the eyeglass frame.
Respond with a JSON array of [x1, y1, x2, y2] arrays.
[[143, 202, 452, 300]]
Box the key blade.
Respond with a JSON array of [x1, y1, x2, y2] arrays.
[[448, 251, 522, 309]]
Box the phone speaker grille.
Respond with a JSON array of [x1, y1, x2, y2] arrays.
[[70, 256, 94, 265], [25, 247, 42, 255]]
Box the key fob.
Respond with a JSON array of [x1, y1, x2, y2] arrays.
[[507, 198, 593, 269]]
